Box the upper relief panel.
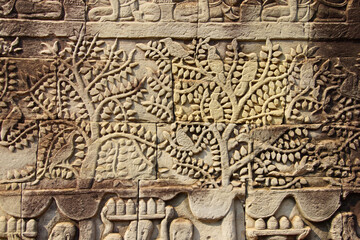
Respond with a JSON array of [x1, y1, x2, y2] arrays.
[[0, 0, 353, 23], [85, 0, 356, 23], [255, 0, 349, 22], [0, 1, 357, 40], [0, 0, 85, 21], [87, 0, 241, 23]]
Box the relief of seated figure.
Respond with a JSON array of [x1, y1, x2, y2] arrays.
[[0, 0, 62, 19], [15, 0, 62, 19], [88, 0, 161, 22], [173, 0, 240, 22], [261, 0, 348, 22]]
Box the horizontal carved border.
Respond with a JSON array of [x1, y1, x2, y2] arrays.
[[1, 20, 360, 40]]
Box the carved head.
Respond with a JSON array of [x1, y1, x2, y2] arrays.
[[49, 222, 77, 240], [170, 218, 193, 240]]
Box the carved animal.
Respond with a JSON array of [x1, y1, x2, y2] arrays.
[[48, 133, 76, 173], [208, 46, 226, 83], [208, 46, 223, 73], [209, 93, 224, 121], [262, 0, 348, 22], [339, 72, 360, 100], [298, 58, 319, 89], [234, 53, 257, 97], [160, 38, 189, 58], [176, 128, 194, 148], [173, 0, 240, 22]]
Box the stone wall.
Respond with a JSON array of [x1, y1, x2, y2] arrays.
[[0, 0, 358, 239]]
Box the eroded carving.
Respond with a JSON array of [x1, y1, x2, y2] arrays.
[[0, 0, 63, 19], [0, 24, 357, 240], [329, 212, 360, 239], [247, 215, 310, 240], [0, 216, 37, 239], [261, 0, 348, 22], [100, 197, 196, 240]]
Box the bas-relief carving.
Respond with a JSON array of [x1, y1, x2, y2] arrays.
[[49, 222, 77, 240], [0, 23, 358, 239], [87, 0, 241, 22], [100, 197, 196, 240], [150, 38, 360, 190], [0, 0, 85, 20], [0, 216, 37, 239], [86, 0, 353, 22], [261, 0, 348, 22], [0, 0, 353, 22]]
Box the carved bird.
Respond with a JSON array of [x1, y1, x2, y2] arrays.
[[0, 106, 22, 141], [235, 53, 258, 97], [299, 57, 322, 89], [176, 128, 194, 148], [209, 93, 224, 121], [208, 46, 223, 74], [340, 72, 359, 100], [160, 38, 189, 59], [299, 61, 315, 89], [48, 133, 76, 172]]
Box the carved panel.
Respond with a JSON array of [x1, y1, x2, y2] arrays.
[[0, 1, 358, 239]]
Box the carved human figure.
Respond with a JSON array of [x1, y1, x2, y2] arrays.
[[329, 212, 360, 239], [124, 220, 153, 240], [0, 0, 62, 19], [16, 0, 62, 19], [133, 0, 161, 22], [261, 0, 347, 22], [48, 222, 77, 240], [169, 218, 193, 240], [315, 0, 347, 21], [88, 0, 160, 22], [88, 0, 138, 21], [173, 0, 240, 22]]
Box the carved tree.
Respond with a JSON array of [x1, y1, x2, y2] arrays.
[[0, 29, 173, 188], [139, 38, 360, 189]]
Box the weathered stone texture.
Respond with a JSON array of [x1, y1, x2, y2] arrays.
[[0, 0, 358, 239]]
